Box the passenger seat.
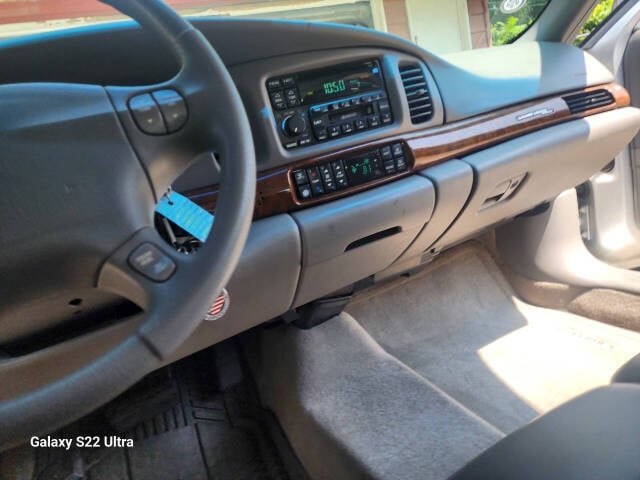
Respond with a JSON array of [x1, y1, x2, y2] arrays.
[[450, 379, 640, 479]]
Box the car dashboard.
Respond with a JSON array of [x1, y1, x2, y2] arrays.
[[1, 17, 639, 398]]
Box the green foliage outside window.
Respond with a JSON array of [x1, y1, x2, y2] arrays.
[[575, 0, 615, 44], [489, 0, 617, 47], [488, 0, 549, 46], [491, 16, 529, 45]]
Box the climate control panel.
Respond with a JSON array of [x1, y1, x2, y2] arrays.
[[266, 59, 393, 150], [291, 142, 409, 202]]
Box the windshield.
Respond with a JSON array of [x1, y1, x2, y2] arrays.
[[0, 0, 553, 53]]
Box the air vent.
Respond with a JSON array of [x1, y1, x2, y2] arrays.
[[400, 64, 433, 124], [563, 89, 614, 114]]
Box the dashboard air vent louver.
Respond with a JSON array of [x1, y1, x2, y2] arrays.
[[400, 64, 433, 124], [563, 89, 614, 114]]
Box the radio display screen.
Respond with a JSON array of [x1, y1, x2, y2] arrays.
[[297, 59, 384, 105]]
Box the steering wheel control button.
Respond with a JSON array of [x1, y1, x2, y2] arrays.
[[152, 89, 188, 133], [129, 94, 166, 135], [128, 243, 176, 282]]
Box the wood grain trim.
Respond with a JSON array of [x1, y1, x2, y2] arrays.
[[186, 82, 630, 220], [409, 82, 629, 169]]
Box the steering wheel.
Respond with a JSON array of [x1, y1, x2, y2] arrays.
[[0, 0, 256, 448]]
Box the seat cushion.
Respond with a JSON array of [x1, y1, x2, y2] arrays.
[[450, 384, 640, 480]]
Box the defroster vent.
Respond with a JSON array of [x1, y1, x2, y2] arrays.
[[400, 64, 433, 124]]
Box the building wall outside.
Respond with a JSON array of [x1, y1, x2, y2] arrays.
[[0, 0, 492, 52], [382, 0, 412, 41], [467, 0, 492, 48], [382, 0, 491, 51]]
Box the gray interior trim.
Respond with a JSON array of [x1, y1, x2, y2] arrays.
[[434, 107, 640, 252], [519, 1, 598, 43], [167, 215, 302, 363], [376, 160, 474, 280], [585, 2, 640, 76], [497, 188, 640, 295], [433, 42, 613, 122], [0, 316, 143, 400], [0, 215, 301, 400], [581, 21, 640, 268], [0, 20, 616, 132], [291, 175, 435, 306], [585, 144, 640, 268]]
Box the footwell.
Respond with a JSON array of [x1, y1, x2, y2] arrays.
[[14, 341, 306, 480]]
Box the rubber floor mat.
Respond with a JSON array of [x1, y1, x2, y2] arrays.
[[23, 341, 305, 480]]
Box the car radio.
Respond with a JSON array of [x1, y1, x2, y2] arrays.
[[266, 59, 393, 150]]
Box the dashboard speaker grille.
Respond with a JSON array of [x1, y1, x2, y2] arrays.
[[563, 89, 614, 114], [400, 64, 433, 124]]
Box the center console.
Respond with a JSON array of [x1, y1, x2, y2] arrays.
[[266, 59, 393, 150]]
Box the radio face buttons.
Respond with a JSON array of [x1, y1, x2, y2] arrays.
[[266, 59, 393, 151], [315, 129, 328, 141], [267, 78, 282, 91], [328, 126, 341, 138], [270, 91, 287, 110]]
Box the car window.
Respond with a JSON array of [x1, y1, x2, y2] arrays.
[[489, 0, 551, 46], [0, 0, 550, 54], [575, 0, 620, 45]]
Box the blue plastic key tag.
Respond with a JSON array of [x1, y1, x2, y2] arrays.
[[156, 191, 214, 242]]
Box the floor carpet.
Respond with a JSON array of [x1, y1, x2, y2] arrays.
[[348, 244, 640, 434]]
